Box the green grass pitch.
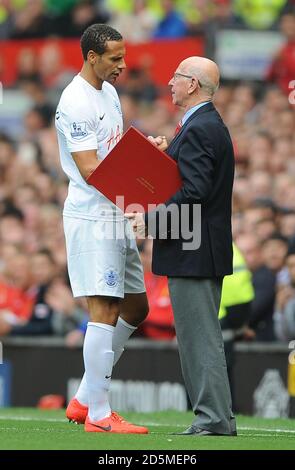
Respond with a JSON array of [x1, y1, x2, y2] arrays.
[[0, 408, 294, 450]]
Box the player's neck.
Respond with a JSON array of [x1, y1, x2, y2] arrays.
[[80, 63, 103, 90]]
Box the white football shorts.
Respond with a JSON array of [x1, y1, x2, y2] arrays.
[[63, 214, 146, 298]]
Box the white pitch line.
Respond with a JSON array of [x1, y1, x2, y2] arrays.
[[238, 426, 295, 434], [0, 416, 65, 423], [140, 423, 295, 434], [0, 416, 295, 435]]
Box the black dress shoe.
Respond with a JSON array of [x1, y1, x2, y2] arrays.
[[173, 425, 237, 436]]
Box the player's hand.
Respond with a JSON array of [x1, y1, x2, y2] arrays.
[[147, 135, 168, 151], [125, 212, 147, 238]]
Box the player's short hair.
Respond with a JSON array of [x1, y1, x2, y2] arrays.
[[81, 24, 123, 61]]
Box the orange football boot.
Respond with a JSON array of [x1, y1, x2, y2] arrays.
[[84, 411, 148, 434], [66, 398, 88, 424]]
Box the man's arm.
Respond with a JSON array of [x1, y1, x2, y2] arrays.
[[144, 124, 216, 236], [127, 125, 216, 237], [71, 149, 102, 181], [125, 136, 168, 236], [165, 125, 215, 206], [56, 100, 100, 181]]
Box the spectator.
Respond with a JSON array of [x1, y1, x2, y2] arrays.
[[63, 0, 110, 37], [45, 277, 87, 336], [262, 233, 289, 274], [266, 11, 295, 95], [153, 0, 187, 38], [219, 243, 254, 408], [0, 0, 14, 39], [7, 249, 56, 336], [38, 43, 75, 91], [11, 0, 52, 39], [118, 67, 158, 103], [243, 200, 278, 242], [0, 252, 35, 335], [233, 0, 287, 30], [280, 212, 295, 238], [274, 240, 295, 341], [109, 0, 157, 43], [139, 239, 175, 340], [15, 48, 41, 85], [0, 211, 25, 247], [237, 233, 276, 341]]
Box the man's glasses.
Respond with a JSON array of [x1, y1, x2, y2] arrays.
[[172, 72, 202, 87]]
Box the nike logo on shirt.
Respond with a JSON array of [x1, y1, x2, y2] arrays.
[[99, 113, 105, 120]]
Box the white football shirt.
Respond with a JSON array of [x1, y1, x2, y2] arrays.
[[55, 74, 123, 219]]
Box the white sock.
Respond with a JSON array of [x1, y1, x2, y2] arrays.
[[113, 316, 137, 365], [75, 317, 137, 407], [74, 376, 88, 406], [83, 322, 114, 422]]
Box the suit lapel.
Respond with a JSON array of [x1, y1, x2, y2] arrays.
[[167, 102, 215, 157]]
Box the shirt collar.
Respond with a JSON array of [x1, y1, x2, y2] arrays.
[[181, 101, 210, 125]]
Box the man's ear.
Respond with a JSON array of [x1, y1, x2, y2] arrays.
[[188, 78, 198, 95], [87, 50, 97, 65]]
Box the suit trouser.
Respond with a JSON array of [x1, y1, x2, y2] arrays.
[[168, 276, 236, 434]]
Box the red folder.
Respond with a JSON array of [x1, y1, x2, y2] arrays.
[[87, 126, 182, 212]]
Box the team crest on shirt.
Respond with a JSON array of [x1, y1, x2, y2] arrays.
[[70, 121, 88, 139], [104, 269, 119, 287]]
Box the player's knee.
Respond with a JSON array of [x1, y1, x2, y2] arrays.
[[89, 310, 119, 325], [138, 297, 149, 323], [121, 295, 149, 326], [87, 295, 120, 325]]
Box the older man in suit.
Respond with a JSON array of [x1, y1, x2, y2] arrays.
[[127, 56, 236, 436]]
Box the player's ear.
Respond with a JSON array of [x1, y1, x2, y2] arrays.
[[87, 50, 97, 65]]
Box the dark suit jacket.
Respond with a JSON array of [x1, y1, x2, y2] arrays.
[[145, 102, 235, 278]]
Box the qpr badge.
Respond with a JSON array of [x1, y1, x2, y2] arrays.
[[70, 121, 88, 139], [104, 269, 118, 287]]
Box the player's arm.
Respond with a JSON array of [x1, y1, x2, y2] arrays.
[[71, 150, 102, 182]]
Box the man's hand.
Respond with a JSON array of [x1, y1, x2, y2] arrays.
[[147, 135, 168, 152], [125, 212, 147, 238], [243, 327, 256, 341]]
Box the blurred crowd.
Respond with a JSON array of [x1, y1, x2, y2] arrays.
[[0, 0, 294, 41], [0, 1, 295, 347]]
